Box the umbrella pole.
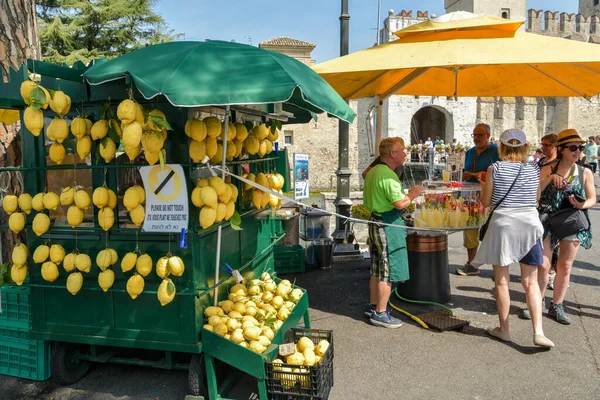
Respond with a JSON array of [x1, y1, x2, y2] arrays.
[[375, 98, 383, 149], [213, 105, 230, 306]]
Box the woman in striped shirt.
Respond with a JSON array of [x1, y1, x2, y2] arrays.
[[473, 129, 554, 348]]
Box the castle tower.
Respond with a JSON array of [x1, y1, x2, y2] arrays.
[[579, 0, 600, 16], [444, 0, 527, 22]]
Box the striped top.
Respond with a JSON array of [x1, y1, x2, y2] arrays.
[[491, 161, 539, 208]]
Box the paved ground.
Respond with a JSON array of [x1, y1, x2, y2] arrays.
[[3, 177, 600, 399]]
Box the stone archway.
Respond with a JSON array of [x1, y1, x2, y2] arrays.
[[410, 105, 454, 145]]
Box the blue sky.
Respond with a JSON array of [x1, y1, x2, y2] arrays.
[[154, 1, 579, 63]]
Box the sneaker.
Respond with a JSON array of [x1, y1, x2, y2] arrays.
[[547, 274, 555, 291], [456, 262, 480, 276], [364, 303, 375, 318], [548, 302, 572, 325], [519, 299, 545, 320], [369, 310, 403, 328]]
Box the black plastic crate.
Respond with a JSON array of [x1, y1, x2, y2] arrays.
[[274, 245, 305, 274], [266, 328, 334, 400]]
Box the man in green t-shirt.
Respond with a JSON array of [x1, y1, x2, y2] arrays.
[[363, 137, 424, 328]]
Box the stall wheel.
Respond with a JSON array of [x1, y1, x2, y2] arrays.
[[188, 354, 209, 397], [50, 342, 91, 385]]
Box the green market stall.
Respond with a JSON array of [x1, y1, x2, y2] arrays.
[[0, 40, 355, 399]]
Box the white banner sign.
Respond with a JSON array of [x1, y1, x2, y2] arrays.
[[294, 153, 309, 200], [139, 164, 189, 233]]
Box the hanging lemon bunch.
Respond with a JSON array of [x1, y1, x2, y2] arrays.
[[93, 186, 117, 231], [192, 176, 240, 230], [20, 80, 49, 137], [123, 185, 146, 227]]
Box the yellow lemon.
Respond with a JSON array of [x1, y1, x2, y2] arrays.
[[63, 252, 76, 272], [205, 137, 218, 158], [141, 131, 163, 153], [48, 118, 69, 143], [67, 205, 84, 228], [50, 90, 71, 116], [123, 186, 140, 211], [2, 194, 18, 214], [189, 119, 207, 142], [71, 117, 88, 138], [98, 269, 115, 292], [32, 213, 50, 236], [107, 189, 117, 209], [200, 186, 218, 209], [23, 106, 44, 136], [126, 274, 145, 299], [225, 201, 235, 220], [43, 191, 60, 210], [17, 193, 32, 214], [167, 256, 185, 277], [234, 122, 249, 142], [99, 138, 117, 163], [210, 143, 223, 163], [91, 119, 109, 140], [145, 150, 159, 165], [41, 261, 59, 282], [199, 206, 216, 229], [204, 116, 221, 138], [108, 248, 118, 265], [66, 272, 83, 295], [93, 187, 109, 208], [20, 80, 37, 104], [209, 176, 227, 196], [191, 187, 204, 208], [220, 121, 236, 141], [96, 249, 112, 271], [76, 135, 92, 159], [33, 245, 50, 264], [11, 264, 28, 286], [244, 135, 259, 155], [134, 185, 145, 204], [60, 187, 76, 206], [117, 99, 137, 125], [157, 279, 176, 306], [130, 204, 145, 227], [98, 207, 114, 231], [121, 252, 138, 273], [252, 124, 269, 140], [136, 254, 153, 277], [215, 203, 226, 223], [75, 189, 91, 210], [125, 144, 141, 161], [11, 242, 28, 265], [189, 139, 206, 163], [156, 256, 170, 279], [75, 253, 92, 273], [31, 193, 45, 212], [49, 244, 65, 264], [49, 142, 66, 164]]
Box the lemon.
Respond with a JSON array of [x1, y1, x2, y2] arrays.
[[196, 178, 209, 188], [123, 187, 140, 211], [50, 91, 71, 116], [33, 245, 50, 263], [233, 138, 244, 158], [267, 128, 279, 142], [49, 244, 65, 264], [63, 252, 76, 272], [98, 269, 115, 292], [49, 142, 66, 164], [200, 186, 218, 209], [167, 256, 185, 277], [93, 187, 109, 208], [122, 121, 143, 147], [66, 272, 83, 295], [117, 99, 137, 124], [252, 124, 269, 140], [269, 193, 279, 208], [220, 121, 236, 141], [99, 138, 117, 163], [20, 80, 37, 104], [189, 119, 207, 142], [96, 249, 112, 271], [261, 191, 270, 208], [67, 205, 84, 228], [199, 207, 216, 229], [32, 213, 51, 236], [189, 139, 206, 163], [225, 201, 235, 220], [218, 185, 232, 204], [11, 243, 28, 265], [257, 140, 267, 158], [210, 143, 223, 163], [11, 265, 28, 286], [135, 103, 145, 125], [98, 207, 114, 231], [42, 261, 59, 282], [204, 116, 222, 138], [244, 135, 259, 155], [157, 278, 176, 306], [91, 119, 109, 140], [85, 118, 93, 134], [107, 189, 117, 209], [76, 135, 92, 160], [209, 176, 227, 196], [126, 274, 145, 299], [255, 173, 269, 189], [191, 187, 204, 207], [226, 141, 236, 161], [75, 253, 92, 273], [228, 184, 239, 202], [48, 118, 69, 143], [234, 122, 249, 142], [251, 190, 262, 209], [111, 119, 122, 138], [205, 137, 218, 158], [108, 248, 118, 265], [23, 106, 44, 136], [71, 117, 88, 138], [134, 185, 145, 204], [215, 202, 226, 223], [243, 173, 256, 191], [32, 193, 45, 211], [3, 194, 18, 214], [144, 109, 166, 131], [145, 150, 159, 166], [136, 254, 153, 277], [121, 252, 138, 272], [60, 187, 76, 206], [141, 131, 163, 153], [156, 256, 170, 278], [75, 189, 91, 210], [8, 212, 25, 234], [17, 193, 33, 214], [125, 144, 141, 161], [130, 204, 145, 226]]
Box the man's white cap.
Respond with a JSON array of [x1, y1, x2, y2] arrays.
[[500, 129, 527, 148]]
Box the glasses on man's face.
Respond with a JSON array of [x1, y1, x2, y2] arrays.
[[541, 142, 553, 147], [567, 145, 585, 152], [471, 133, 485, 138]]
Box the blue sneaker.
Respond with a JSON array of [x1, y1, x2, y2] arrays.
[[369, 310, 403, 328], [364, 303, 375, 317]]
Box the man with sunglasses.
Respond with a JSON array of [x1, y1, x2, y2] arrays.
[[456, 123, 500, 276]]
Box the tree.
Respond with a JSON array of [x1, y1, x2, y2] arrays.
[[0, 0, 39, 266], [37, 0, 180, 65]]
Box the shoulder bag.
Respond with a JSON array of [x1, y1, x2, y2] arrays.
[[479, 163, 523, 242], [547, 165, 590, 239]]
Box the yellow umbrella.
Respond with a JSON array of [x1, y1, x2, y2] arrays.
[[313, 13, 600, 99]]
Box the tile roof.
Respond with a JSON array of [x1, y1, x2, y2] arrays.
[[259, 37, 316, 48]]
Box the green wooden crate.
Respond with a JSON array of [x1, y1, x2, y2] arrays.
[[0, 335, 51, 381], [274, 245, 305, 274], [0, 285, 31, 332]]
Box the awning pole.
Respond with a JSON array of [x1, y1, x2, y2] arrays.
[[213, 105, 230, 306]]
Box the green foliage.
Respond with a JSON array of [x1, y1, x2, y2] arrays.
[[0, 262, 13, 287], [37, 0, 181, 65]]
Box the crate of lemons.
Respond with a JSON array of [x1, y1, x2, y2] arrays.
[[9, 239, 184, 307], [203, 273, 312, 354]]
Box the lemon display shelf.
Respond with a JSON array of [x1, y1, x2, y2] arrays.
[[0, 59, 312, 398]]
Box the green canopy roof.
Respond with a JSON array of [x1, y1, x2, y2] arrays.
[[83, 40, 355, 123]]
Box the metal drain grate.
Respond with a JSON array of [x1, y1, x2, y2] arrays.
[[417, 310, 470, 332]]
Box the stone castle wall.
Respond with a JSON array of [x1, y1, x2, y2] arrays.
[[526, 9, 600, 41]]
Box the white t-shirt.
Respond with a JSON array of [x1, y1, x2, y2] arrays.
[[425, 140, 433, 149]]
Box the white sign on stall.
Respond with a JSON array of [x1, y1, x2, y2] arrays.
[[139, 164, 189, 233], [294, 153, 309, 200]]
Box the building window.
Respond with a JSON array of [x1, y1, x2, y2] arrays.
[[494, 97, 504, 120], [501, 8, 510, 19], [284, 130, 293, 145], [596, 0, 600, 6], [516, 97, 525, 120]]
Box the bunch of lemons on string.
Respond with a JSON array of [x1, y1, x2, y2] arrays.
[[191, 176, 239, 230], [184, 116, 249, 164], [88, 102, 123, 164], [123, 185, 146, 227]]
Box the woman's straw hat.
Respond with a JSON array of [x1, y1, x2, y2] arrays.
[[556, 129, 584, 146]]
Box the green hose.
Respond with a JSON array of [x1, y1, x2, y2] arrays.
[[393, 288, 454, 315]]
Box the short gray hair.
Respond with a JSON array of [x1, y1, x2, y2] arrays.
[[475, 123, 491, 134]]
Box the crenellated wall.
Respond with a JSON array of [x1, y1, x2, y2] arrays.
[[380, 10, 429, 44], [526, 9, 600, 42]]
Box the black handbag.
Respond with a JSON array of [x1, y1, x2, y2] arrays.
[[547, 207, 589, 239], [479, 163, 523, 241]]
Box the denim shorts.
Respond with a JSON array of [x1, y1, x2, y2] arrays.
[[520, 240, 543, 266]]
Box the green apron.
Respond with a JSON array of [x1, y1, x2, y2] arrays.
[[381, 208, 410, 282]]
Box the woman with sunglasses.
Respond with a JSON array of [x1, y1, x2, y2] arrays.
[[539, 129, 596, 325]]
